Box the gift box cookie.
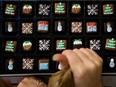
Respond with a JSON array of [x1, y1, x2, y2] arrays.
[[38, 59, 49, 71], [37, 21, 49, 33], [86, 22, 97, 33]]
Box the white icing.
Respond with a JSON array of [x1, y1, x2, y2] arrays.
[[23, 5, 32, 10], [23, 41, 32, 47], [72, 4, 81, 9]]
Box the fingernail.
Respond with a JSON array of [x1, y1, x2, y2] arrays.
[[58, 63, 62, 70], [52, 56, 55, 61]]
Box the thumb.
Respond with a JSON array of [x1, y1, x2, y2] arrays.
[[52, 54, 69, 70]]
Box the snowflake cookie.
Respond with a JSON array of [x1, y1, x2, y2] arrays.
[[22, 23, 33, 34], [39, 39, 50, 51], [22, 58, 34, 70], [71, 22, 82, 33], [89, 39, 101, 50], [38, 4, 50, 16], [87, 4, 99, 16]]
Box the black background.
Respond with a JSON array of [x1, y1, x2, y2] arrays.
[[0, 0, 116, 75]]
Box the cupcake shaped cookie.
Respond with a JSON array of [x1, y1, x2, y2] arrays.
[[72, 4, 81, 14], [22, 4, 32, 15], [23, 41, 32, 51]]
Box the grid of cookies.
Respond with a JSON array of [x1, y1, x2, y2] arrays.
[[0, 1, 116, 75]]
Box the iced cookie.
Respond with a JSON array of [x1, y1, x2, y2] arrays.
[[22, 4, 32, 15], [5, 41, 17, 53], [72, 4, 81, 14], [23, 41, 32, 51]]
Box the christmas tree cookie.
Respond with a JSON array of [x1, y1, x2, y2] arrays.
[[5, 4, 16, 16], [23, 41, 32, 51], [105, 38, 116, 50], [22, 4, 32, 15], [72, 4, 81, 14], [103, 4, 114, 15], [56, 40, 67, 51], [55, 2, 66, 14], [5, 41, 17, 53]]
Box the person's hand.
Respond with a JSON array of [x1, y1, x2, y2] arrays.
[[53, 48, 103, 87], [0, 79, 11, 87], [18, 77, 47, 87]]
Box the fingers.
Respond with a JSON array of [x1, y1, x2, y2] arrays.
[[52, 48, 103, 74], [18, 77, 47, 87], [52, 48, 103, 87], [53, 54, 69, 70], [86, 48, 103, 72], [86, 48, 103, 64], [53, 54, 68, 65], [80, 48, 103, 67], [73, 49, 92, 64], [62, 50, 84, 73]]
